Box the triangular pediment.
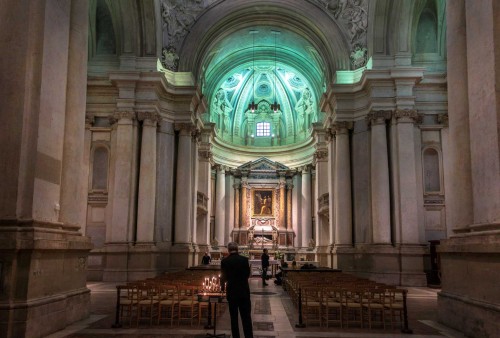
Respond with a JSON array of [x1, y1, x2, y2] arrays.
[[237, 157, 289, 174]]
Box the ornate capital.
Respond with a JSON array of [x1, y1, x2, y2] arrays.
[[286, 182, 294, 190], [367, 110, 392, 126], [437, 113, 449, 127], [85, 113, 95, 128], [394, 109, 422, 124], [314, 149, 328, 162], [298, 165, 311, 174], [333, 121, 353, 134], [111, 111, 136, 124], [174, 122, 195, 136], [198, 149, 212, 161], [137, 111, 160, 124]]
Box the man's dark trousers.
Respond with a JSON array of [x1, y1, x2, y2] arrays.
[[227, 293, 253, 338]]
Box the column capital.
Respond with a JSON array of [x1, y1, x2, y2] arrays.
[[214, 164, 229, 173], [111, 111, 136, 124], [198, 149, 213, 162], [367, 110, 392, 126], [286, 182, 294, 190], [314, 149, 328, 163], [137, 111, 160, 124], [394, 109, 422, 124], [332, 121, 353, 134], [437, 113, 449, 127], [174, 122, 195, 135], [85, 113, 95, 129], [298, 165, 312, 174], [233, 182, 241, 190]]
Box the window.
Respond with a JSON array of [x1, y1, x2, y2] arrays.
[[256, 122, 271, 137]]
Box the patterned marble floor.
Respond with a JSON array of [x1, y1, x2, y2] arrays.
[[45, 278, 466, 338]]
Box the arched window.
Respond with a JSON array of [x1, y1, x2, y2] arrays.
[[256, 122, 271, 137], [92, 146, 109, 191], [423, 147, 441, 193]]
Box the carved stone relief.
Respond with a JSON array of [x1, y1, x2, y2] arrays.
[[160, 0, 217, 70], [310, 0, 369, 69]]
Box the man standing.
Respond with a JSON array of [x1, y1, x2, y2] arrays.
[[261, 248, 270, 286], [221, 242, 254, 338]]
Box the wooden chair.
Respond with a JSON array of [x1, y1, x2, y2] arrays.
[[157, 284, 178, 326], [321, 287, 343, 328], [119, 285, 139, 326], [384, 288, 405, 329], [177, 285, 199, 326], [342, 288, 364, 328], [136, 284, 159, 326], [302, 287, 322, 326], [362, 288, 386, 329]]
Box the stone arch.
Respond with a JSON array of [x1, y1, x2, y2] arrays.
[[88, 0, 160, 61], [178, 0, 351, 84]]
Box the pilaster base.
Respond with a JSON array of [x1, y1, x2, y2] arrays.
[[0, 222, 92, 338], [331, 244, 428, 286], [437, 231, 500, 338], [99, 243, 162, 282]]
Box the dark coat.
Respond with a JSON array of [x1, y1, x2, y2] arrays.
[[261, 252, 270, 269], [221, 252, 251, 301]]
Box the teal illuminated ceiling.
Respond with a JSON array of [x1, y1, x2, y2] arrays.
[[202, 26, 327, 147]]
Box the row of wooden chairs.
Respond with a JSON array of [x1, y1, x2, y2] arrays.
[[118, 271, 225, 327], [284, 272, 406, 329]]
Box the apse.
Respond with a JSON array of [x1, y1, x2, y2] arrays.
[[201, 26, 327, 149]]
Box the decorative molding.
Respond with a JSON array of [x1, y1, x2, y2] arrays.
[[85, 113, 95, 128], [367, 110, 392, 126], [332, 121, 353, 134], [137, 111, 160, 123], [311, 0, 368, 69], [174, 122, 196, 135], [437, 113, 449, 127], [394, 109, 422, 124], [160, 0, 217, 70], [198, 149, 212, 161], [314, 149, 328, 161], [111, 111, 136, 124]]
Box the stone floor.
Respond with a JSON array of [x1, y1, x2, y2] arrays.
[[45, 278, 466, 338]]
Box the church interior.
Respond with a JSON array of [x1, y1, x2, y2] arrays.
[[0, 0, 499, 337]]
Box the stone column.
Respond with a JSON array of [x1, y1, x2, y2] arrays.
[[215, 165, 226, 245], [82, 114, 94, 235], [196, 123, 214, 246], [109, 111, 137, 242], [279, 175, 286, 228], [445, 0, 473, 231], [286, 179, 293, 230], [156, 120, 176, 244], [394, 110, 421, 244], [368, 111, 392, 244], [334, 122, 353, 246], [225, 173, 234, 241], [327, 129, 336, 246], [241, 176, 249, 228], [301, 166, 312, 248], [465, 1, 500, 223], [136, 112, 158, 243], [59, 0, 89, 231], [174, 123, 193, 244], [234, 178, 241, 228], [292, 173, 301, 246], [191, 130, 200, 245]]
